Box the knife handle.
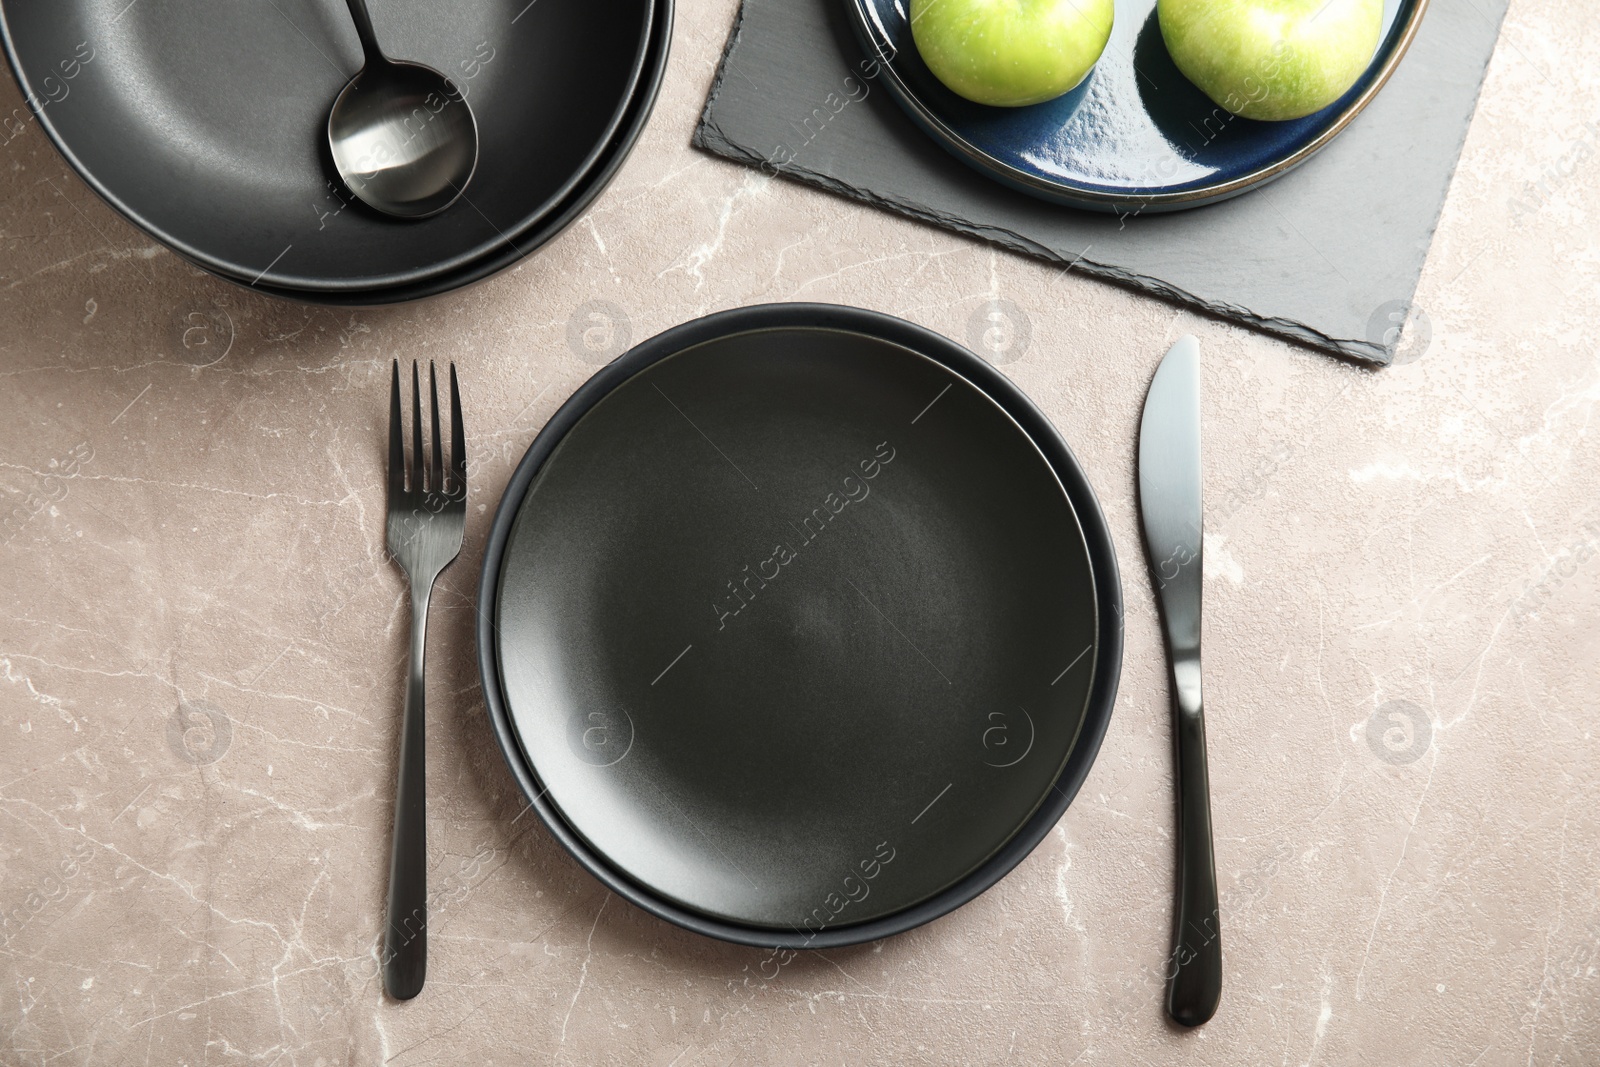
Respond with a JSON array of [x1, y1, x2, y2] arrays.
[[1167, 695, 1221, 1027]]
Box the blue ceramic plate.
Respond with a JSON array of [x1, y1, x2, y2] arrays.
[[845, 0, 1428, 212]]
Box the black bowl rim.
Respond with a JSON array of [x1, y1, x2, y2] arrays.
[[475, 301, 1124, 949], [0, 0, 655, 291], [229, 0, 673, 306]]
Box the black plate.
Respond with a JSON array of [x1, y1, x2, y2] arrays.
[[478, 303, 1123, 947], [0, 0, 652, 290], [244, 0, 672, 305]]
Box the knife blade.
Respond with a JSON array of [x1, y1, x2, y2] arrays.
[[1137, 335, 1221, 1027]]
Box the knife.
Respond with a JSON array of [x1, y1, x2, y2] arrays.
[[1137, 335, 1221, 1027]]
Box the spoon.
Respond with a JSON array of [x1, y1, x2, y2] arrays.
[[327, 0, 479, 219]]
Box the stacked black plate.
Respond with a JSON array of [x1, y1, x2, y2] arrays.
[[0, 0, 671, 302], [478, 303, 1124, 947]]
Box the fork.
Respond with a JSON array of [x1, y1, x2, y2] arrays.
[[382, 360, 465, 1000]]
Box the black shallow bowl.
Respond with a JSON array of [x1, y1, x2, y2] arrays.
[[477, 303, 1124, 948], [242, 0, 672, 305], [0, 0, 652, 291]]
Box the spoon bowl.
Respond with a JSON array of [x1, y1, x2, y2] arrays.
[[327, 0, 480, 220], [329, 60, 479, 219]]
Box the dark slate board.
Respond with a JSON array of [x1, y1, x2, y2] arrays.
[[693, 0, 1507, 365]]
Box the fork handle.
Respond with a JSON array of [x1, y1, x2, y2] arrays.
[[383, 583, 431, 1000]]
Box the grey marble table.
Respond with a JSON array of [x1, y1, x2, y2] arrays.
[[0, 0, 1595, 1063]]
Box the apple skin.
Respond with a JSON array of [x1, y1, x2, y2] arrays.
[[1158, 0, 1384, 122], [910, 0, 1115, 108]]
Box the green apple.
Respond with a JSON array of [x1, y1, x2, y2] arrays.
[[910, 0, 1115, 108], [1158, 0, 1383, 121]]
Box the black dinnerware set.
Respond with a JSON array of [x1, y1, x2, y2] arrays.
[[1, 0, 1430, 1023]]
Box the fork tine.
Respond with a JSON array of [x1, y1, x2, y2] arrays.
[[388, 360, 403, 498], [410, 361, 423, 493], [428, 362, 443, 496], [449, 363, 465, 495]]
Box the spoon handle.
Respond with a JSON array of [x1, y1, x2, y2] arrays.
[[342, 0, 386, 66]]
